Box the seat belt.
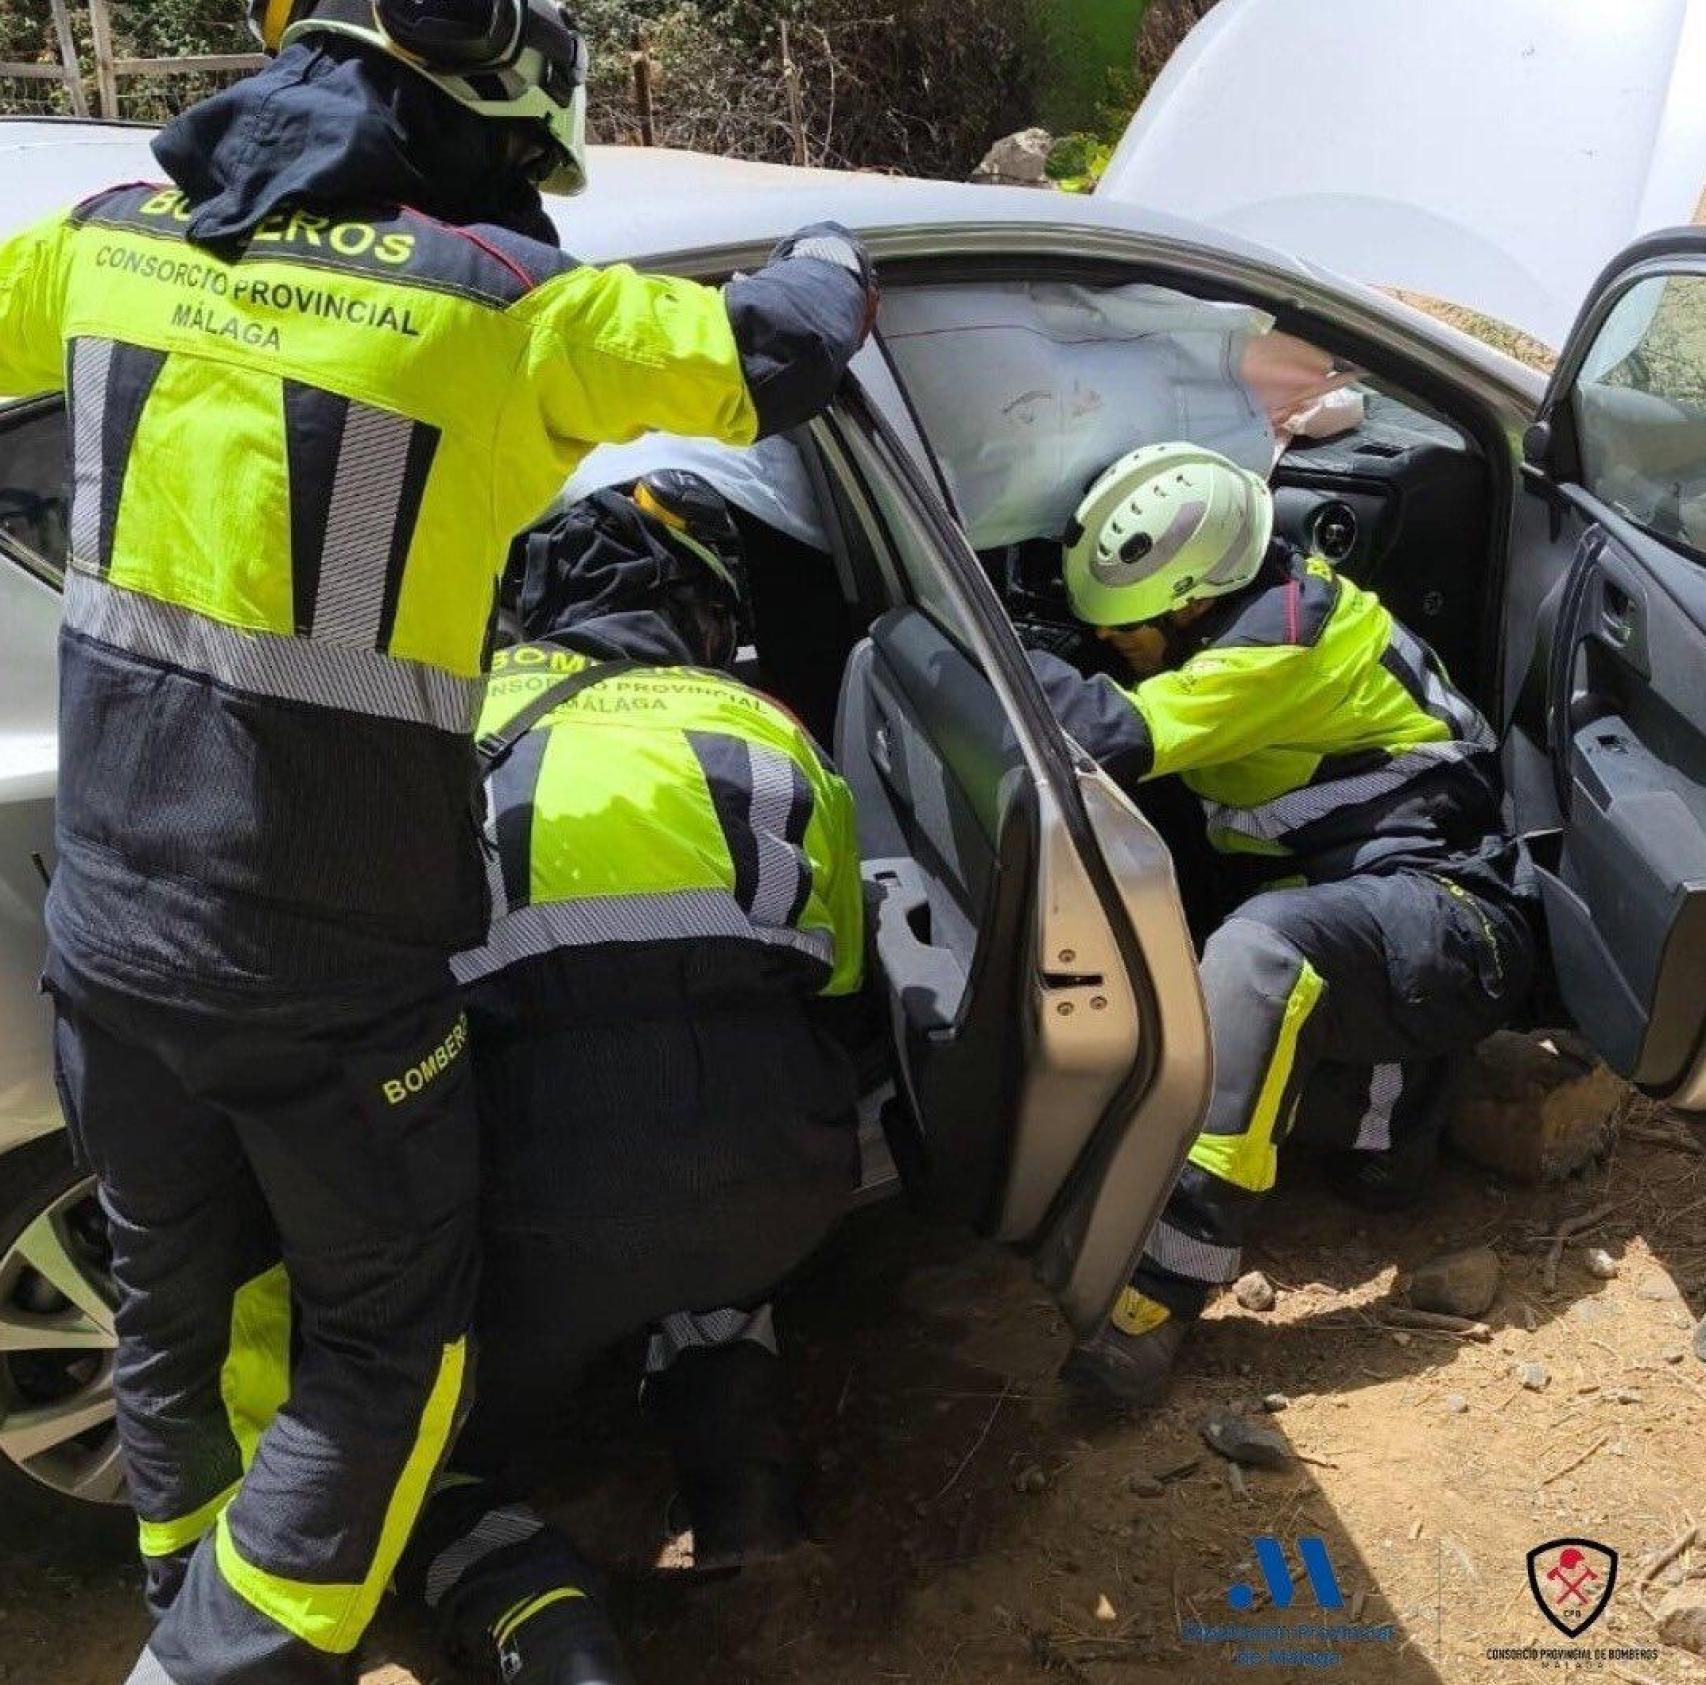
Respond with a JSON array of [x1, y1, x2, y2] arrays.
[[476, 659, 641, 774]]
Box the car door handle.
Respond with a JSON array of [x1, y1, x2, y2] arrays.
[[1601, 579, 1636, 647], [872, 721, 893, 777]]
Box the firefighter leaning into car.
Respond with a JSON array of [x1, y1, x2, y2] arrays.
[[390, 471, 865, 1685], [1027, 443, 1538, 1409], [0, 2, 876, 1680]]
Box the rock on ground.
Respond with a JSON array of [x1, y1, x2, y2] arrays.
[[1656, 1586, 1706, 1657], [1200, 1411, 1292, 1470], [970, 128, 1055, 187], [1408, 1245, 1502, 1318], [1583, 1246, 1619, 1279], [1233, 1270, 1276, 1312], [1449, 1031, 1621, 1182]]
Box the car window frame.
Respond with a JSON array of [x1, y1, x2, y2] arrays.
[[820, 371, 1166, 1113], [1535, 239, 1706, 567]]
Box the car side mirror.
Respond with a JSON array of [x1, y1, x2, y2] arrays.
[[1522, 421, 1553, 468]]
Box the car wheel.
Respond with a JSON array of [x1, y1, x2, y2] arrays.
[[0, 1133, 133, 1559]]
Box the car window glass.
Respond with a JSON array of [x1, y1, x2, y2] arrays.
[[0, 402, 70, 584], [1572, 273, 1706, 560], [881, 281, 1276, 552], [843, 431, 981, 653]]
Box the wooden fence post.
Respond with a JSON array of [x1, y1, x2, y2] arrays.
[[48, 0, 90, 117], [779, 20, 807, 168], [630, 29, 655, 146], [86, 0, 120, 118]]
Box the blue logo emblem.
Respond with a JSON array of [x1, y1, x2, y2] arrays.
[[1228, 1537, 1346, 1612]]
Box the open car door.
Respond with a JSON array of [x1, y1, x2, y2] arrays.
[[814, 361, 1211, 1334], [1507, 230, 1706, 1103]]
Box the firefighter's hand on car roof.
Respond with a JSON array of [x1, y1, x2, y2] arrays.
[[771, 222, 881, 340]]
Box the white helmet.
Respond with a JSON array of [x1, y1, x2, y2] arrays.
[[248, 0, 589, 197], [1063, 443, 1274, 627]]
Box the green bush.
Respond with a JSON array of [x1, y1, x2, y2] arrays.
[[1044, 132, 1113, 194]]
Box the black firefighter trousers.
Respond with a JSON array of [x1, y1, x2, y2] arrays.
[[1128, 868, 1534, 1322], [44, 955, 479, 1685]]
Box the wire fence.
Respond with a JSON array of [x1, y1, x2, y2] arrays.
[[0, 1, 260, 125], [0, 73, 73, 119]]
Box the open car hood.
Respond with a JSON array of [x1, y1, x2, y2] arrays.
[[1098, 0, 1706, 348]]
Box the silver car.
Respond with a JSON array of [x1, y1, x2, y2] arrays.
[[3, 96, 1705, 1547]]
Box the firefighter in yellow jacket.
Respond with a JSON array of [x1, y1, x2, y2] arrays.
[[1027, 445, 1536, 1408], [396, 471, 864, 1684], [0, 5, 876, 1681]]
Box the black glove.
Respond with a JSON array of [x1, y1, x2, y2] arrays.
[[1016, 619, 1104, 669], [770, 222, 880, 338]]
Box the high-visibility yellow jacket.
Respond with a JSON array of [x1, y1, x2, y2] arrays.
[[1030, 548, 1507, 888], [0, 184, 868, 997], [455, 643, 864, 1003]]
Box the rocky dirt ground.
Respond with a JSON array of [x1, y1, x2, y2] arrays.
[[3, 1065, 1704, 1685]]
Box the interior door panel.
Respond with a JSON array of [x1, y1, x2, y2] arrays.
[[1507, 233, 1706, 1102], [836, 612, 1037, 1229], [1530, 515, 1706, 1088]]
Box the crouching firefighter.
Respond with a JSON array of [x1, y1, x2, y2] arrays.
[[395, 471, 866, 1683], [0, 4, 878, 1679], [1028, 443, 1538, 1408]]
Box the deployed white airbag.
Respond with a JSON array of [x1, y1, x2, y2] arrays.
[[881, 282, 1277, 551]]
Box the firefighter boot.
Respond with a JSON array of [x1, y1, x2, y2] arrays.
[[1060, 1289, 1190, 1410], [648, 1341, 807, 1570]]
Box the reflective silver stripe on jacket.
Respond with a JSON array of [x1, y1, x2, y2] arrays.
[[1383, 621, 1495, 750], [451, 887, 835, 984], [1203, 740, 1479, 846], [312, 402, 415, 647], [1204, 618, 1495, 848], [68, 338, 115, 568], [747, 741, 811, 927], [62, 570, 481, 734]]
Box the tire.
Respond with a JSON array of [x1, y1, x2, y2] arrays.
[[0, 1132, 135, 1563]]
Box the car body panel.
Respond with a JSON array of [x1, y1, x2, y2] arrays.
[[0, 550, 62, 1155], [0, 118, 1546, 414], [1099, 0, 1706, 350]]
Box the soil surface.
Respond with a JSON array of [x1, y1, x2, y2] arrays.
[[3, 1121, 1704, 1685]]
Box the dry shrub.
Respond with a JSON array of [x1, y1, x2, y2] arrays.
[[1, 0, 1048, 179], [1135, 0, 1216, 88], [583, 0, 1049, 178]]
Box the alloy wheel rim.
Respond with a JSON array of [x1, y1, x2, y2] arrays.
[[0, 1174, 125, 1504]]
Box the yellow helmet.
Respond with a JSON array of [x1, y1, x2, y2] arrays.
[[247, 0, 590, 196]]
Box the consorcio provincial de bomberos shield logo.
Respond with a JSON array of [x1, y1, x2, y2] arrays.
[[1527, 1538, 1618, 1637]]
